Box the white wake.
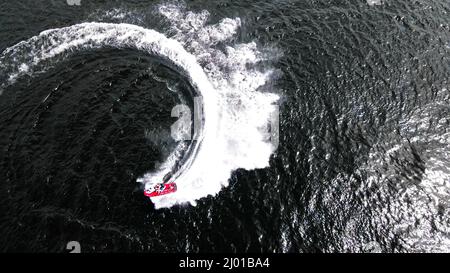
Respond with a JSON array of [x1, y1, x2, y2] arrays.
[[0, 5, 279, 209]]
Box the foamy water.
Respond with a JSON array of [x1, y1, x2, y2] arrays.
[[0, 4, 279, 209]]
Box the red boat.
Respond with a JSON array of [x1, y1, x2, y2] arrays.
[[144, 182, 177, 197]]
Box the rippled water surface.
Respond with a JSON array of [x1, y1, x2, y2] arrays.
[[0, 0, 449, 252]]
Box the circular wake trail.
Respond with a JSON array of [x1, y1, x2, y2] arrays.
[[0, 19, 279, 208]]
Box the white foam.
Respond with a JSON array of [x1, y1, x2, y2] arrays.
[[0, 5, 279, 209], [149, 4, 279, 208]]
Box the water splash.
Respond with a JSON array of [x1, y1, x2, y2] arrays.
[[0, 4, 280, 209]]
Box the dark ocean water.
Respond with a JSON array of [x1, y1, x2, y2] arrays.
[[0, 0, 449, 252]]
